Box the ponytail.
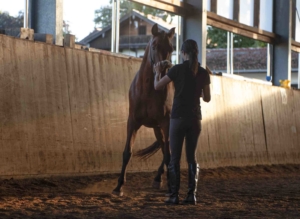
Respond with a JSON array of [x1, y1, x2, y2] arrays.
[[181, 39, 199, 75]]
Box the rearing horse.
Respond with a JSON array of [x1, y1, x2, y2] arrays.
[[112, 24, 176, 196]]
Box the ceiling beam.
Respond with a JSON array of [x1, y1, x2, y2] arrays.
[[128, 0, 277, 44], [128, 0, 195, 16], [207, 11, 277, 44], [292, 40, 300, 53]]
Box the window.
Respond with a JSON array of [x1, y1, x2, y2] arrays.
[[138, 26, 146, 35]]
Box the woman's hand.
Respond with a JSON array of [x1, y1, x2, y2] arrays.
[[154, 62, 162, 76]]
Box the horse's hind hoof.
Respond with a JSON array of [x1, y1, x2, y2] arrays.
[[112, 189, 123, 196], [152, 180, 163, 189]]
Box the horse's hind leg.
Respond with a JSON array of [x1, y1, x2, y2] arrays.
[[112, 116, 140, 196], [152, 127, 167, 189]]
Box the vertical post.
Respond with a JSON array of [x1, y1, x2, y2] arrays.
[[233, 0, 240, 22], [298, 53, 300, 89], [253, 0, 260, 28], [272, 0, 292, 86], [24, 0, 29, 28], [230, 32, 233, 74], [227, 32, 230, 74], [266, 43, 273, 80], [227, 32, 233, 74], [111, 0, 116, 53], [116, 0, 120, 53], [29, 0, 63, 45], [182, 0, 207, 67], [211, 0, 217, 13]]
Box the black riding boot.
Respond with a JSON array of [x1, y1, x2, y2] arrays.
[[182, 163, 199, 205], [165, 163, 180, 204]]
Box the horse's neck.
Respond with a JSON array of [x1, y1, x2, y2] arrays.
[[138, 48, 152, 79]]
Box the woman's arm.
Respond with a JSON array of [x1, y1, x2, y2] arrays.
[[154, 62, 172, 90], [202, 84, 211, 102]]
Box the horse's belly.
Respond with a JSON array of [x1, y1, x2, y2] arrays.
[[141, 118, 160, 128]]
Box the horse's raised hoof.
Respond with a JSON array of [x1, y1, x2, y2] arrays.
[[112, 189, 123, 197], [152, 180, 163, 189]]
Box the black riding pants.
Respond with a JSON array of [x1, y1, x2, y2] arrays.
[[169, 118, 201, 166]]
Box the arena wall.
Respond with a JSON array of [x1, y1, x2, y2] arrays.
[[0, 35, 299, 177]]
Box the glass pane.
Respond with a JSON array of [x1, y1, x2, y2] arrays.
[[0, 0, 24, 37], [206, 26, 229, 73], [239, 0, 254, 26], [295, 0, 300, 42], [292, 51, 299, 88], [63, 0, 111, 42], [76, 0, 177, 58], [232, 33, 268, 81], [217, 0, 233, 19], [207, 0, 211, 12], [260, 0, 273, 32]]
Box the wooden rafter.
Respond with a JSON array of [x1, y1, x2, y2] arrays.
[[233, 0, 239, 22], [128, 0, 277, 44], [207, 11, 276, 44], [253, 0, 260, 28], [128, 0, 195, 16]]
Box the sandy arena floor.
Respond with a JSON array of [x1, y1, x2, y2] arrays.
[[0, 164, 299, 219]]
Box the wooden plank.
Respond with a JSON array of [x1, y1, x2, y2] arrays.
[[233, 0, 240, 22], [56, 44, 73, 145], [292, 90, 300, 154], [292, 0, 296, 40], [210, 0, 217, 13], [0, 35, 3, 143], [64, 34, 75, 48], [46, 45, 68, 173], [77, 50, 94, 146], [222, 78, 244, 165], [86, 51, 99, 171], [2, 36, 24, 142], [100, 55, 113, 169], [128, 0, 190, 16], [261, 86, 281, 164], [292, 40, 300, 52], [253, 0, 260, 28], [65, 48, 80, 172], [14, 37, 36, 174], [85, 52, 97, 146], [207, 11, 276, 44], [91, 52, 107, 171], [106, 55, 122, 171], [20, 28, 34, 41], [34, 33, 53, 44], [30, 42, 49, 174], [250, 83, 268, 164], [274, 88, 298, 163]]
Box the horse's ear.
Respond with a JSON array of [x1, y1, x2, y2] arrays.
[[151, 23, 159, 36], [167, 27, 176, 39]]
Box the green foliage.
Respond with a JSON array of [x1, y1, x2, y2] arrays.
[[94, 0, 173, 28], [206, 26, 267, 48], [0, 11, 23, 29]]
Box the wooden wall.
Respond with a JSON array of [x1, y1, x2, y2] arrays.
[[0, 35, 299, 177]]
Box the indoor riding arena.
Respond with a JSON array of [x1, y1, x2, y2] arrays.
[[1, 0, 300, 219]]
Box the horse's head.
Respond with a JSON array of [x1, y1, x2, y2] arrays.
[[148, 24, 175, 76]]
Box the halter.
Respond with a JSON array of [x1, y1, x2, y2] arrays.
[[149, 44, 156, 74]]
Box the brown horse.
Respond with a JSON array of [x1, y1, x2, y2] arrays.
[[112, 24, 176, 196]]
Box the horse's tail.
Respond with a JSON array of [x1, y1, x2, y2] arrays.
[[134, 141, 161, 160]]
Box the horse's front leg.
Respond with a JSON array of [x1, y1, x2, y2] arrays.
[[161, 119, 171, 194], [112, 116, 141, 196], [152, 127, 165, 189]]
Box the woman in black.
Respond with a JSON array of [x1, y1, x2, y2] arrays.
[[154, 39, 211, 205]]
